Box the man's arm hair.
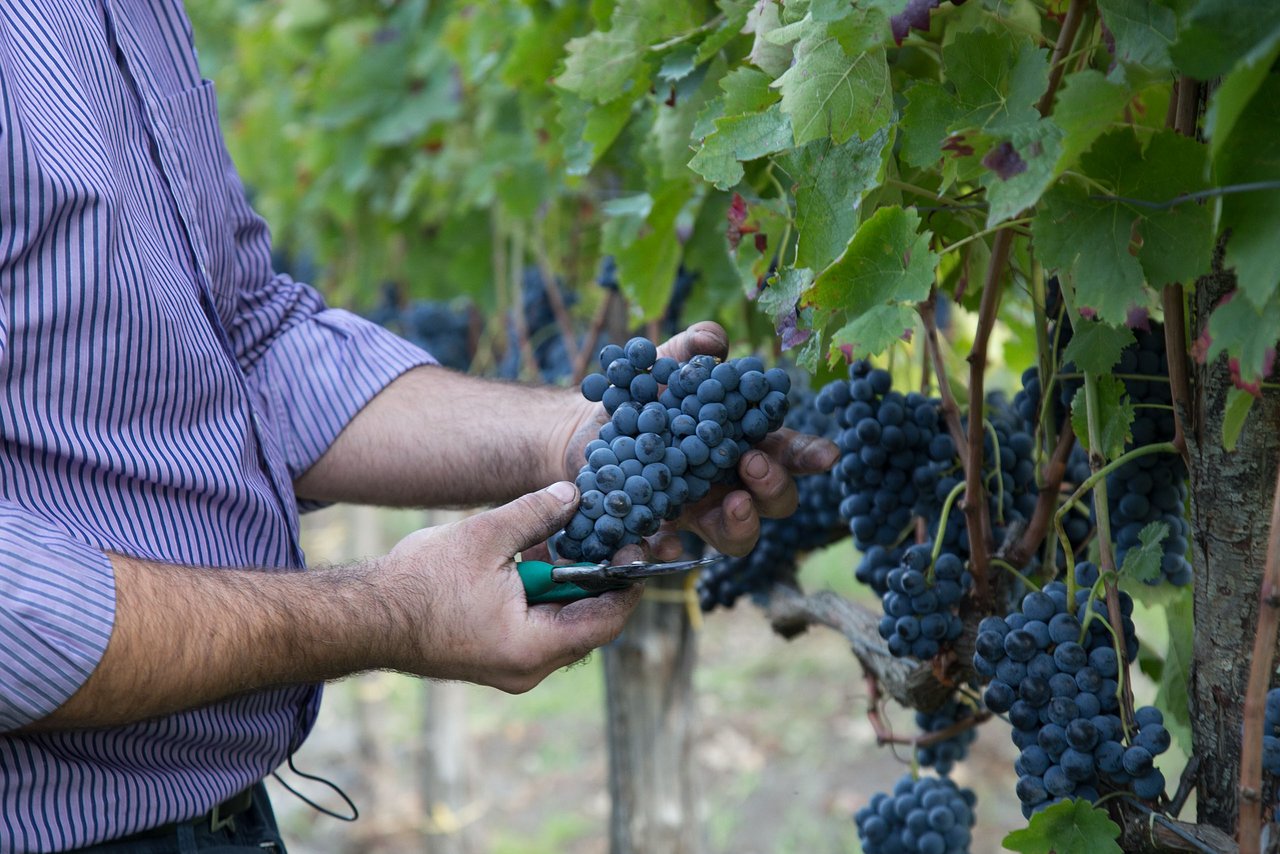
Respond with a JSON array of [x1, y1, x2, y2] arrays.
[[293, 365, 584, 509], [20, 554, 398, 731]]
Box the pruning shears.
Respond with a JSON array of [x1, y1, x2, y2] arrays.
[[517, 556, 719, 605]]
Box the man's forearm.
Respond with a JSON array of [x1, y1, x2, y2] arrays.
[[294, 366, 583, 508], [23, 554, 395, 731]]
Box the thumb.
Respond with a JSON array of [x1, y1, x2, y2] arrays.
[[473, 481, 580, 557]]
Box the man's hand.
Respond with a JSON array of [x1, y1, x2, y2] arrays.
[[556, 321, 840, 561], [379, 481, 640, 692]]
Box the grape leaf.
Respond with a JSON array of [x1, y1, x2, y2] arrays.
[[1060, 319, 1135, 374], [559, 93, 634, 176], [748, 0, 794, 76], [1170, 0, 1280, 80], [1204, 31, 1280, 159], [1120, 521, 1171, 583], [649, 62, 720, 181], [1155, 587, 1194, 752], [1033, 183, 1145, 325], [1003, 798, 1123, 854], [602, 183, 691, 320], [1126, 131, 1213, 289], [1069, 376, 1134, 463], [773, 22, 891, 145], [1051, 70, 1133, 172], [829, 304, 919, 360], [807, 206, 938, 314], [1097, 0, 1176, 75], [695, 0, 755, 64], [900, 82, 963, 169], [1215, 75, 1280, 311], [1207, 289, 1280, 384], [779, 128, 890, 270], [981, 118, 1065, 226], [758, 266, 815, 319], [558, 0, 699, 103], [944, 31, 1048, 134], [688, 105, 795, 189]]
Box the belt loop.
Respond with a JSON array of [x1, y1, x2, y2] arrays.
[[209, 800, 237, 834]]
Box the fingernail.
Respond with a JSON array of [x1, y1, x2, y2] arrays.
[[745, 452, 769, 479], [732, 499, 753, 521], [548, 481, 577, 504], [802, 439, 840, 471]]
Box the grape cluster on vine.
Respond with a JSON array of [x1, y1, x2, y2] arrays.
[[556, 338, 789, 563], [854, 773, 976, 854], [974, 564, 1168, 816]]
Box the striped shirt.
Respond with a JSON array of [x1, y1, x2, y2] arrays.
[[0, 2, 433, 850]]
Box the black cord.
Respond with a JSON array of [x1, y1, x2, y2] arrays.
[[271, 755, 359, 823]]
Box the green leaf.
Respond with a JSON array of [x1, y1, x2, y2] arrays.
[[1207, 290, 1280, 384], [1069, 376, 1134, 462], [1060, 320, 1136, 374], [758, 266, 816, 320], [559, 93, 634, 176], [1204, 32, 1280, 159], [808, 206, 938, 313], [779, 128, 890, 270], [1003, 798, 1123, 854], [657, 45, 699, 82], [602, 183, 691, 320], [688, 105, 795, 189], [1096, 0, 1176, 74], [1170, 0, 1280, 80], [649, 61, 721, 181], [748, 0, 794, 76], [1051, 70, 1133, 172], [1033, 183, 1145, 325], [1215, 75, 1280, 310], [557, 0, 699, 103], [557, 30, 651, 103], [1155, 587, 1194, 751], [1128, 131, 1213, 289], [1223, 387, 1256, 451], [944, 31, 1048, 134], [900, 82, 963, 169], [981, 118, 1065, 226], [774, 23, 891, 145], [830, 304, 919, 360], [695, 0, 755, 64], [1120, 521, 1171, 583]]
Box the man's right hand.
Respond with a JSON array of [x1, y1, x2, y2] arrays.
[[377, 481, 641, 693]]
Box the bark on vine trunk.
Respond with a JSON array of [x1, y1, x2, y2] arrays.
[[602, 575, 703, 854], [1188, 263, 1280, 836]]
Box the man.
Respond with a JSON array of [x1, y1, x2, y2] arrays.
[[0, 2, 837, 851]]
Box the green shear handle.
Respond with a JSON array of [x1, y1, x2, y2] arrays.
[[516, 561, 608, 604]]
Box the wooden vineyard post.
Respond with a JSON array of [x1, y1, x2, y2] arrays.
[[602, 574, 704, 854]]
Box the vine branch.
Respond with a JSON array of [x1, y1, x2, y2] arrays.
[[1006, 425, 1077, 568], [1236, 452, 1280, 854]]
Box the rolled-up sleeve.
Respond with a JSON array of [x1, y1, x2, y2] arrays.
[[0, 505, 114, 732], [240, 291, 436, 479]]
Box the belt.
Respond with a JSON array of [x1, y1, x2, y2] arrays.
[[115, 785, 258, 842]]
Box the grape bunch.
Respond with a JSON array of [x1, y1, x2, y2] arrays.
[[1107, 323, 1192, 586], [1263, 688, 1280, 777], [915, 698, 979, 774], [877, 544, 969, 660], [973, 565, 1168, 816], [555, 338, 790, 563], [697, 385, 845, 611], [854, 773, 976, 854], [820, 361, 945, 551]]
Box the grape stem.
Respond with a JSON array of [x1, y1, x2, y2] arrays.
[[1035, 0, 1088, 116], [1236, 452, 1280, 854], [1083, 371, 1138, 735], [930, 480, 968, 575], [1006, 423, 1076, 570], [990, 557, 1041, 592], [917, 291, 968, 456], [983, 419, 1005, 525], [1161, 75, 1199, 466]]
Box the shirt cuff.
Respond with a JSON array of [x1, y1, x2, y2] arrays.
[[0, 506, 115, 731], [247, 309, 437, 509]]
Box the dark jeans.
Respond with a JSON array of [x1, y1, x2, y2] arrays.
[[70, 784, 287, 853]]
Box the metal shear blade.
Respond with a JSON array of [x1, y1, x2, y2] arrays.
[[550, 556, 719, 589]]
